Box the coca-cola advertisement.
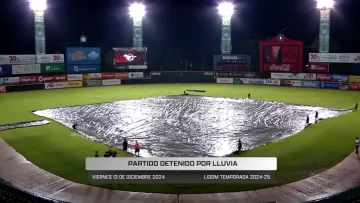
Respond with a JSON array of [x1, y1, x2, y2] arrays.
[[19, 76, 40, 84], [316, 74, 332, 81], [263, 64, 298, 72], [307, 62, 329, 73], [259, 35, 303, 73], [347, 84, 360, 91], [101, 72, 115, 79]]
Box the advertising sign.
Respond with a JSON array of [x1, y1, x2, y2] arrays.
[[331, 74, 349, 82], [64, 81, 83, 88], [20, 76, 41, 84], [283, 80, 301, 87], [83, 73, 102, 80], [102, 79, 121, 86], [66, 47, 101, 64], [241, 79, 265, 85], [0, 55, 36, 65], [0, 86, 5, 93], [316, 74, 332, 81], [309, 53, 360, 63], [66, 65, 101, 74], [263, 64, 299, 72], [216, 78, 233, 84], [307, 62, 329, 73], [349, 75, 360, 83], [84, 80, 102, 87], [321, 82, 340, 89], [12, 64, 41, 75], [301, 81, 320, 88], [271, 73, 316, 80], [204, 72, 214, 76], [67, 74, 83, 81], [128, 72, 144, 79], [115, 73, 129, 79], [347, 84, 360, 91], [101, 72, 115, 79], [36, 54, 65, 63], [113, 47, 147, 70], [1, 77, 20, 85], [40, 63, 65, 74], [339, 84, 348, 90], [264, 80, 281, 86], [233, 79, 243, 84], [38, 74, 67, 83], [0, 65, 12, 75], [44, 82, 65, 89]]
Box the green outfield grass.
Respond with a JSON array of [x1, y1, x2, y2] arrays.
[[0, 84, 359, 194]]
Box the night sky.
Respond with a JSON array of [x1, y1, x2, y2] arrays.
[[0, 0, 359, 70]]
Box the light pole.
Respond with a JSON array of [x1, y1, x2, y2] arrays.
[[129, 3, 145, 48], [218, 2, 234, 55], [29, 0, 47, 54], [317, 0, 334, 53]]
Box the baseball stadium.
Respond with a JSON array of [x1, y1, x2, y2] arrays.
[[1, 0, 360, 203]]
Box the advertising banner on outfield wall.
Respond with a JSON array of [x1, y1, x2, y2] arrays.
[[283, 80, 301, 87], [331, 74, 349, 82], [321, 82, 340, 89], [11, 64, 41, 75], [128, 72, 144, 78], [39, 74, 67, 83], [264, 80, 281, 86], [216, 78, 233, 84], [102, 79, 121, 86], [233, 78, 243, 84], [40, 63, 65, 74], [271, 73, 316, 80], [0, 86, 6, 93], [115, 73, 129, 79], [301, 81, 320, 88], [67, 74, 83, 81], [45, 82, 65, 89], [347, 83, 360, 90], [316, 74, 332, 81], [309, 53, 360, 63], [307, 62, 329, 73], [241, 78, 265, 85], [1, 77, 20, 85], [215, 72, 260, 78], [20, 76, 41, 84], [0, 65, 12, 75], [340, 84, 348, 90], [66, 47, 101, 64], [349, 75, 360, 83], [0, 54, 64, 65], [84, 80, 102, 87], [83, 73, 101, 80], [66, 65, 101, 74], [64, 81, 83, 88], [101, 72, 115, 79]]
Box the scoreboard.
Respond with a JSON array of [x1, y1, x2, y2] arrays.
[[213, 55, 251, 72]]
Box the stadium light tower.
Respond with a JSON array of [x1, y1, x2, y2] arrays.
[[129, 3, 145, 47], [317, 0, 334, 53], [29, 0, 47, 54], [218, 2, 234, 55]]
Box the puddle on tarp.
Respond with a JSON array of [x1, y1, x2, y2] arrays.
[[0, 120, 50, 131], [33, 96, 350, 157]]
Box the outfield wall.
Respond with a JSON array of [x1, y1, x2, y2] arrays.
[[1, 71, 360, 93]]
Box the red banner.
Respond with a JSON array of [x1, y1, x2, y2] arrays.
[[101, 72, 115, 79], [115, 73, 129, 79], [307, 62, 329, 73], [263, 64, 298, 72], [347, 83, 360, 91], [39, 74, 67, 83], [316, 74, 332, 81], [20, 76, 41, 84], [0, 86, 6, 93]]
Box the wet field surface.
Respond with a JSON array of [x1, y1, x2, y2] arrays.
[[0, 120, 50, 131], [33, 95, 350, 157]]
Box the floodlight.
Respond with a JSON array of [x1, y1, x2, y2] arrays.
[[29, 0, 47, 12], [129, 3, 145, 21], [218, 2, 234, 18], [316, 0, 334, 9]]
